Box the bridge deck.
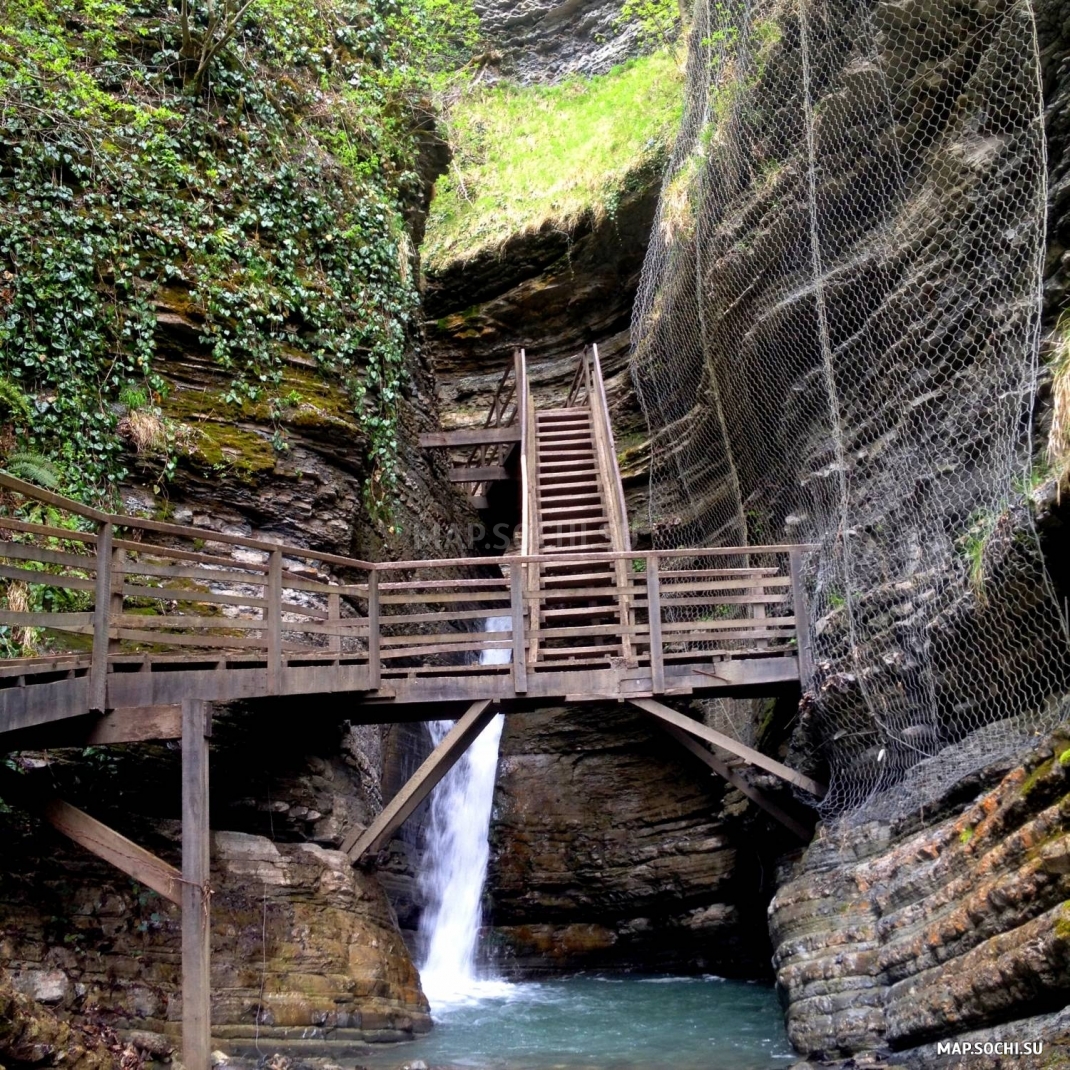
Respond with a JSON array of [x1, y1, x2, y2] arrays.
[[0, 345, 822, 1068]]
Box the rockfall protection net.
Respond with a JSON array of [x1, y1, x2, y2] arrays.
[[631, 0, 1070, 816]]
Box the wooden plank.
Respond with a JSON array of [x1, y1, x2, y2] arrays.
[[380, 591, 510, 606], [0, 611, 94, 627], [629, 697, 826, 797], [118, 559, 268, 586], [0, 562, 97, 591], [367, 569, 380, 690], [447, 466, 510, 483], [789, 549, 814, 684], [181, 698, 211, 1070], [419, 427, 521, 448], [41, 798, 182, 903], [90, 523, 113, 713], [86, 705, 182, 744], [655, 722, 812, 839], [118, 541, 269, 571], [343, 700, 498, 861], [111, 628, 269, 649], [0, 540, 97, 570], [0, 517, 99, 544], [122, 583, 270, 610]]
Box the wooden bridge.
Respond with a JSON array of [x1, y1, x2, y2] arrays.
[[0, 346, 820, 1067]]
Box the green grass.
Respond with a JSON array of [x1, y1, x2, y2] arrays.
[[425, 49, 684, 268]]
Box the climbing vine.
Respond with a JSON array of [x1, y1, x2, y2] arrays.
[[0, 0, 479, 509]]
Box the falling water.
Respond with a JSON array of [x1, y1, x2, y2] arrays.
[[417, 615, 511, 1010]]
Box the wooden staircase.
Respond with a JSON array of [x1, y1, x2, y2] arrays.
[[521, 346, 636, 668]]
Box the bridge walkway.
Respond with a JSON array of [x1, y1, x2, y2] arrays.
[[0, 345, 821, 1068]]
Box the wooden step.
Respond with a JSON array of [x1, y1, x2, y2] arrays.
[[543, 542, 612, 554], [542, 506, 605, 519], [540, 521, 609, 532]]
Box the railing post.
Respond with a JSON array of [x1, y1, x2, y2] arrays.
[[510, 563, 527, 693], [788, 549, 814, 684], [90, 521, 114, 713], [367, 568, 380, 690], [267, 548, 282, 694], [181, 698, 211, 1070], [646, 554, 665, 694], [327, 591, 341, 658]]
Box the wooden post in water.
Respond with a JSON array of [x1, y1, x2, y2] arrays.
[[182, 698, 211, 1070]]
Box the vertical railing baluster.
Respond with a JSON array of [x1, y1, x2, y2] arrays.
[[511, 563, 527, 693], [267, 548, 282, 693], [367, 568, 380, 690], [788, 549, 814, 684], [90, 521, 114, 713], [646, 554, 665, 694], [327, 591, 341, 659]]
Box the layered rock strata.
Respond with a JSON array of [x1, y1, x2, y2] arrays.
[[770, 728, 1070, 1062], [488, 702, 799, 976]]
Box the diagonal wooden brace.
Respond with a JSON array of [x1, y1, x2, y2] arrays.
[[629, 696, 826, 798], [342, 699, 499, 863], [655, 721, 813, 840]]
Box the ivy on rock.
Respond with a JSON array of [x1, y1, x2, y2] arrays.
[[0, 0, 478, 510]]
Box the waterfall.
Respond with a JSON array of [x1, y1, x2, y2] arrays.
[[417, 616, 511, 1009]]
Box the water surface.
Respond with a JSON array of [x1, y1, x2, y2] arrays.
[[360, 975, 794, 1070]]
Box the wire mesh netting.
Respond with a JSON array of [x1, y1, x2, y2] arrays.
[[631, 0, 1070, 816]]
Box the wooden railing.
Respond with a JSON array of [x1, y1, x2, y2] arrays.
[[0, 473, 814, 715], [455, 356, 521, 502]]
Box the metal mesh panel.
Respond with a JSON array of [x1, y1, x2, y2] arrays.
[[631, 0, 1070, 816]]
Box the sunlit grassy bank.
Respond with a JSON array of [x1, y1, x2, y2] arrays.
[[425, 49, 684, 268]]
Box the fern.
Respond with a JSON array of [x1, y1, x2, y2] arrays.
[[0, 377, 33, 425], [4, 452, 62, 489]]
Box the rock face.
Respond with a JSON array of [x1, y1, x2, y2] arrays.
[[770, 729, 1070, 1061], [488, 703, 793, 976], [474, 0, 642, 83], [0, 816, 430, 1042]]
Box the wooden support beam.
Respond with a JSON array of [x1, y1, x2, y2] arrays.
[[342, 700, 498, 862], [447, 466, 509, 483], [88, 705, 182, 745], [655, 722, 812, 840], [181, 699, 211, 1070], [42, 798, 183, 903], [420, 427, 521, 448], [629, 697, 826, 798]]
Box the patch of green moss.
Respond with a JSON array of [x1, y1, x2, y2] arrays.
[[1054, 902, 1070, 941], [1020, 758, 1055, 798], [1058, 748, 1070, 768], [959, 826, 974, 845]]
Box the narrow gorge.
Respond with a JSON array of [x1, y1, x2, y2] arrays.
[[1, 0, 1069, 1067]]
